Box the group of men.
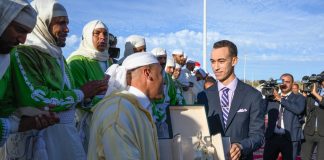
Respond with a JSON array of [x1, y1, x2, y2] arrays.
[[0, 0, 208, 159], [1, 0, 323, 160]]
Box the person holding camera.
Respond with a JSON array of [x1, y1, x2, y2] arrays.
[[301, 73, 324, 160], [107, 33, 120, 64], [263, 73, 306, 160]]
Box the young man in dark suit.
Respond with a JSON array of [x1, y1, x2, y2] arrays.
[[197, 40, 265, 160], [263, 73, 306, 160]]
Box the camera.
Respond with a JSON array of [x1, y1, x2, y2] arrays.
[[301, 73, 324, 93], [259, 79, 283, 99], [108, 33, 120, 59], [108, 47, 120, 59]]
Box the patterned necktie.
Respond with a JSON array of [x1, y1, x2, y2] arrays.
[[277, 95, 286, 128], [221, 87, 230, 127]]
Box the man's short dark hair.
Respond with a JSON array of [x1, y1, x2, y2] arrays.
[[205, 76, 216, 84], [281, 73, 294, 82], [213, 40, 237, 57]]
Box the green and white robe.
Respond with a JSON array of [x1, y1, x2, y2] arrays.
[[67, 55, 110, 152], [7, 45, 86, 160], [152, 72, 182, 138], [0, 67, 11, 147]]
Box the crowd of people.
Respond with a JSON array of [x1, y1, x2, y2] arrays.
[[0, 0, 323, 160]]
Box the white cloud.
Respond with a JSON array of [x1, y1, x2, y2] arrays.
[[65, 34, 79, 49], [115, 29, 324, 64], [60, 0, 324, 80]]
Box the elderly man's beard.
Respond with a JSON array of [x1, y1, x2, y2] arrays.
[[54, 33, 68, 47], [56, 41, 66, 47]]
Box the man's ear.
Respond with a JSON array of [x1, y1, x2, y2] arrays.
[[143, 67, 153, 80], [232, 56, 238, 66]]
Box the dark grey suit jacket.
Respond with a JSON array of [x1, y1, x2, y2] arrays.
[[304, 94, 324, 136], [265, 93, 306, 141], [197, 80, 265, 159]]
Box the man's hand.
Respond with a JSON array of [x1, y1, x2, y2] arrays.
[[18, 112, 59, 132], [273, 89, 281, 102], [81, 79, 108, 99], [229, 143, 242, 160], [311, 83, 318, 96]]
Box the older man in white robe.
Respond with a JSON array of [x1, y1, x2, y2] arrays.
[[118, 35, 146, 64], [88, 52, 163, 160]]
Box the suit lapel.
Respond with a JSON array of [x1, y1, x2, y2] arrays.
[[208, 85, 225, 130], [225, 80, 244, 132]]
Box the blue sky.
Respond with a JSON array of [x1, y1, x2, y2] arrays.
[[60, 0, 324, 81]]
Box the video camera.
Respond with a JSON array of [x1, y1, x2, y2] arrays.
[[108, 33, 120, 59], [301, 73, 324, 93], [259, 79, 283, 99]]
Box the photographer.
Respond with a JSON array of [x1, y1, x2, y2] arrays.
[[263, 73, 306, 160], [301, 72, 324, 160], [108, 33, 119, 64]]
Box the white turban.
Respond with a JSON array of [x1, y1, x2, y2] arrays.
[[0, 0, 36, 36], [13, 3, 37, 30], [124, 35, 145, 57], [25, 0, 68, 58], [172, 49, 184, 55], [151, 47, 166, 57], [0, 0, 36, 79], [67, 20, 109, 62], [166, 57, 175, 67], [105, 52, 158, 96]]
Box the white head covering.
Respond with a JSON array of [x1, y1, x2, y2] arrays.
[[105, 52, 158, 96], [151, 47, 166, 57], [0, 0, 36, 36], [165, 57, 175, 67], [175, 63, 181, 69], [123, 35, 145, 57], [0, 0, 37, 79], [67, 20, 109, 61], [25, 0, 68, 58], [172, 49, 184, 55]]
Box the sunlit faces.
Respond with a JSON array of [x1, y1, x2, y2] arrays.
[[49, 16, 69, 47], [92, 28, 108, 52], [146, 63, 164, 100], [292, 83, 299, 94], [210, 47, 237, 84], [172, 68, 181, 79], [157, 55, 167, 68], [133, 45, 146, 53], [0, 21, 33, 53], [280, 75, 293, 94], [165, 66, 174, 74], [172, 54, 184, 65]]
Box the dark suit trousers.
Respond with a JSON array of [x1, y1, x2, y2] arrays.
[[301, 132, 324, 160], [264, 133, 299, 160]]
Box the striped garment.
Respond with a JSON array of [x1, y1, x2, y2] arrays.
[[88, 91, 159, 160]]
